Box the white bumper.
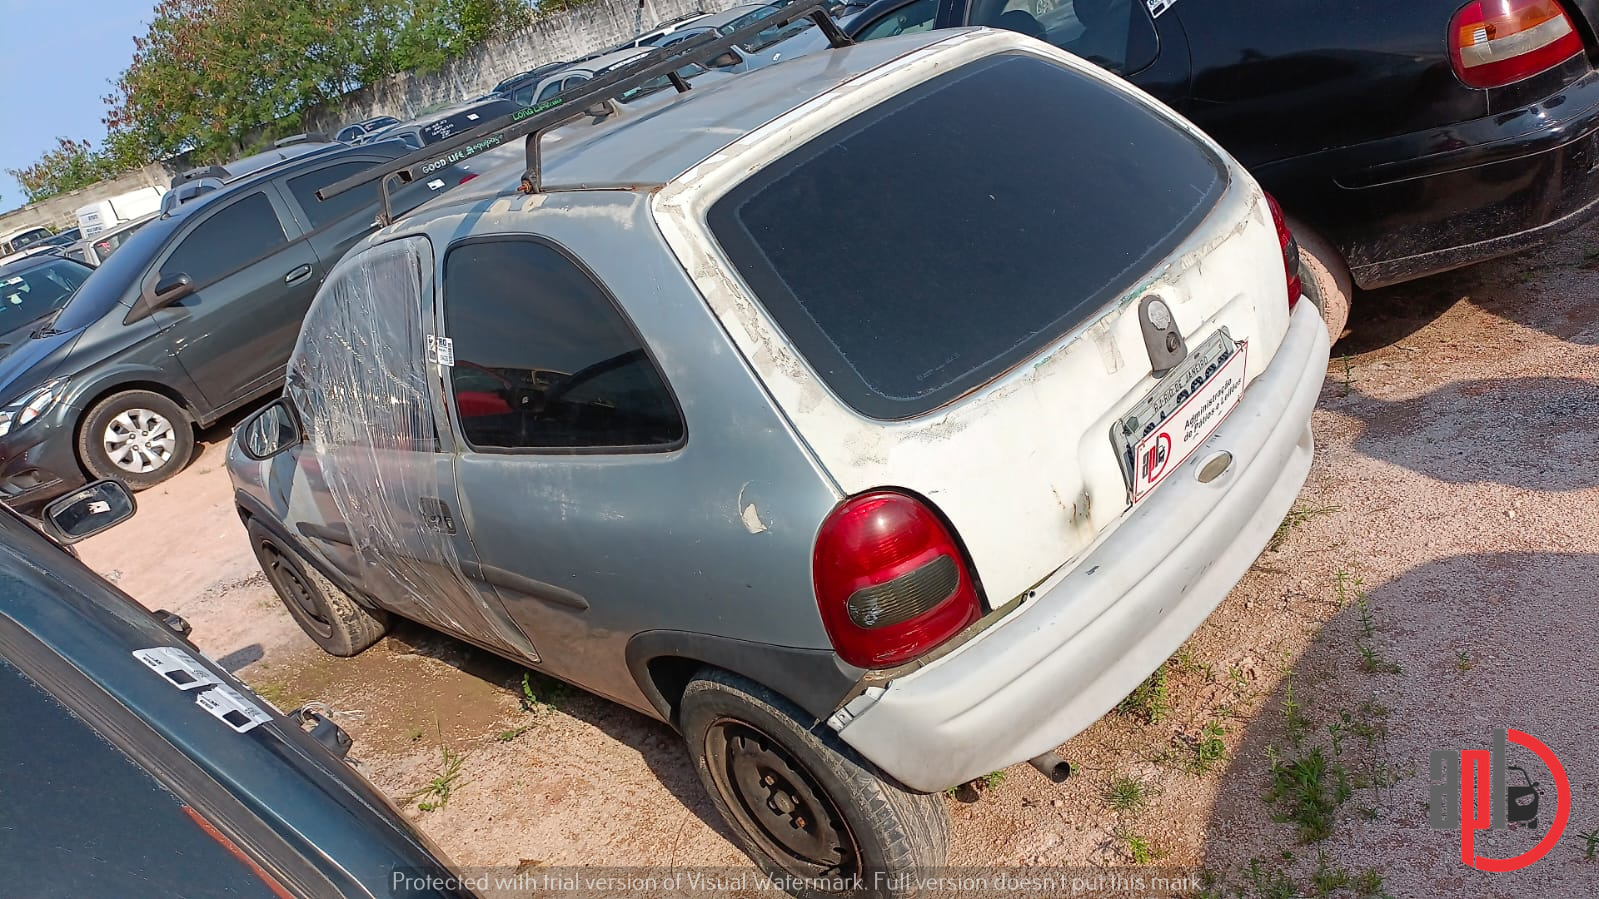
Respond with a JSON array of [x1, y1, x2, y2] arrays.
[[833, 301, 1331, 792]]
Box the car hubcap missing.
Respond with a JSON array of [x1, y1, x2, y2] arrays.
[[708, 720, 857, 878], [263, 544, 333, 638], [103, 408, 176, 474]]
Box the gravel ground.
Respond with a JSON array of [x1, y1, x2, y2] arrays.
[[75, 219, 1599, 898]]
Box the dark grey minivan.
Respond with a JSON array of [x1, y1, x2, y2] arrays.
[[0, 141, 467, 514]]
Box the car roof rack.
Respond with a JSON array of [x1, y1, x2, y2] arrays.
[[318, 0, 850, 223]]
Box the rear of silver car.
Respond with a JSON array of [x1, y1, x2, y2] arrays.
[[657, 29, 1330, 791]]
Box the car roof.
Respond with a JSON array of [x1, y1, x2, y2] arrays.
[[568, 47, 652, 74], [402, 33, 949, 212], [0, 251, 74, 274], [694, 3, 773, 28]]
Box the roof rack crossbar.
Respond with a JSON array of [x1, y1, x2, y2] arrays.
[[319, 0, 849, 218]]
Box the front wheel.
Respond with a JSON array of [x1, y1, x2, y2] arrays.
[[77, 390, 195, 489], [247, 521, 388, 657], [681, 669, 949, 899]]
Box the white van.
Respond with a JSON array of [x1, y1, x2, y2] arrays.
[[75, 187, 163, 237]]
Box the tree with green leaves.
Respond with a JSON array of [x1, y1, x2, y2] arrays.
[[5, 138, 114, 204], [101, 0, 534, 166]]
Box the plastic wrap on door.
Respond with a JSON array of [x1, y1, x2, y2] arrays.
[[283, 236, 479, 633]]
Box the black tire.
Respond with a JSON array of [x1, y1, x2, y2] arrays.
[[1288, 216, 1353, 346], [681, 669, 949, 899], [247, 521, 388, 657], [76, 390, 196, 490]]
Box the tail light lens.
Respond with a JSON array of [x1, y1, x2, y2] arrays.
[[813, 491, 982, 669], [1265, 193, 1302, 309], [458, 173, 479, 185], [1450, 0, 1585, 89]]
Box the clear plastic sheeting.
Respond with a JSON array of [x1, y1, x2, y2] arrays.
[[283, 236, 495, 641]]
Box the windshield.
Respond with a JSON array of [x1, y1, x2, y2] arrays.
[[0, 257, 93, 327], [52, 215, 179, 333], [720, 6, 811, 52], [708, 54, 1226, 419], [91, 218, 153, 262], [4, 228, 53, 253]]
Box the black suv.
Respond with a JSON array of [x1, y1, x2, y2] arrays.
[[0, 141, 464, 512]]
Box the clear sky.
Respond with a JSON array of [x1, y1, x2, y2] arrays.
[[0, 0, 157, 213]]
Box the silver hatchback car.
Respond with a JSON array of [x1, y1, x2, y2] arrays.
[[229, 8, 1329, 894]]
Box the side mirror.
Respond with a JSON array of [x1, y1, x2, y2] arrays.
[[42, 479, 137, 544], [236, 397, 304, 460], [152, 272, 194, 306]]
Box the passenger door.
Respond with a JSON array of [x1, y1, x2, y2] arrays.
[[433, 237, 687, 686], [146, 189, 318, 410], [282, 236, 537, 660]]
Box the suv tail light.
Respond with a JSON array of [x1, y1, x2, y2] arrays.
[[813, 491, 982, 669], [1450, 0, 1585, 89], [1265, 193, 1302, 309]]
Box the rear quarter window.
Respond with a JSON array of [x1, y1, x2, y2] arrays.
[[708, 53, 1226, 419]]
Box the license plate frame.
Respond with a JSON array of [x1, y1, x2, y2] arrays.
[[1112, 329, 1248, 500]]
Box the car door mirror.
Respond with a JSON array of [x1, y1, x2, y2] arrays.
[[236, 397, 304, 460], [42, 479, 137, 544], [152, 272, 194, 306]]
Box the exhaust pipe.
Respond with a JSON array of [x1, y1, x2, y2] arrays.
[[1028, 751, 1071, 783]]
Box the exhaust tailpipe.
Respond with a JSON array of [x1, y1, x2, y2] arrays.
[[1028, 751, 1071, 783]]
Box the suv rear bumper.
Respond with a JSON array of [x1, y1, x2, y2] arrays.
[[1270, 69, 1599, 290], [831, 301, 1330, 793]]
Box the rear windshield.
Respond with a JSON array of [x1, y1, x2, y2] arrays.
[[708, 53, 1226, 419]]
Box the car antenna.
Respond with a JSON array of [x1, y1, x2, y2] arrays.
[[317, 0, 851, 223]]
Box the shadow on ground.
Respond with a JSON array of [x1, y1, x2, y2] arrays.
[[1345, 377, 1599, 491], [1202, 553, 1599, 898]]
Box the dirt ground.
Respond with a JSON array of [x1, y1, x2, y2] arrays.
[[76, 219, 1599, 898]]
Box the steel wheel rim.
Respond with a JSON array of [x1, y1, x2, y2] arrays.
[[102, 408, 177, 474], [261, 543, 333, 639], [704, 717, 859, 882]]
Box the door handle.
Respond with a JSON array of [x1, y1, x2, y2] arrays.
[[418, 497, 456, 535], [284, 264, 314, 284]]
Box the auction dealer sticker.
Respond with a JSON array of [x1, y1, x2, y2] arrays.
[[1132, 343, 1248, 498]]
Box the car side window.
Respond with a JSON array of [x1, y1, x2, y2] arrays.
[[287, 161, 379, 231], [968, 0, 1152, 74], [442, 239, 684, 451], [855, 0, 939, 41], [159, 192, 287, 288], [536, 79, 566, 103]]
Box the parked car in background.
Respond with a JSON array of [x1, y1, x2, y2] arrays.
[[508, 48, 653, 106], [76, 186, 165, 237], [0, 140, 469, 514], [655, 3, 819, 71], [489, 61, 571, 99], [0, 226, 56, 263], [364, 98, 524, 149], [231, 13, 1328, 890], [162, 140, 349, 214], [817, 0, 1599, 343], [60, 214, 157, 267], [334, 115, 402, 144], [612, 9, 713, 48], [0, 480, 470, 899], [41, 228, 82, 247], [0, 254, 93, 353]]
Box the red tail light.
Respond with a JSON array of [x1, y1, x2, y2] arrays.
[[459, 173, 479, 185], [813, 491, 982, 669], [1265, 193, 1302, 309], [1450, 0, 1585, 89]]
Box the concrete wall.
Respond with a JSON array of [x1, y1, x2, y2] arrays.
[[0, 0, 736, 236], [0, 164, 171, 235], [307, 0, 734, 131]]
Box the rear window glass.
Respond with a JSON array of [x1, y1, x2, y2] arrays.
[[708, 54, 1226, 419]]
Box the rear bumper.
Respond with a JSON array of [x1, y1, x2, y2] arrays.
[[832, 301, 1330, 793], [1265, 69, 1599, 289]]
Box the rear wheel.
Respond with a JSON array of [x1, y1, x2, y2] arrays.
[[1289, 217, 1353, 345], [681, 669, 948, 898], [77, 390, 195, 489], [247, 521, 388, 657]]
